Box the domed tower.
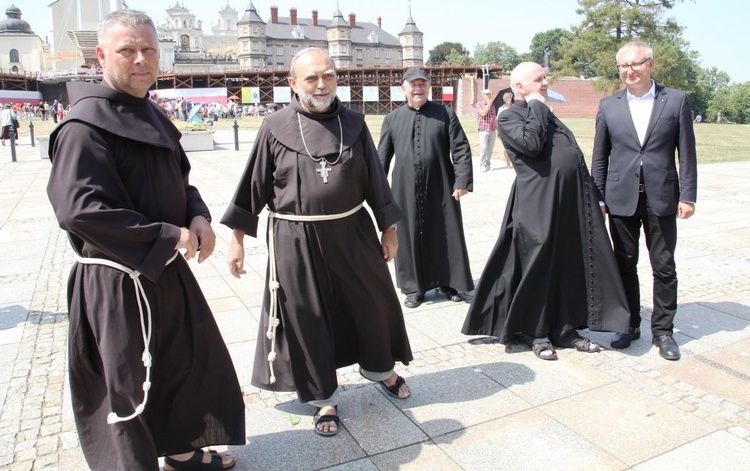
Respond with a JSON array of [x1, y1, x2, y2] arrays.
[[326, 8, 351, 69], [0, 4, 37, 73], [399, 7, 423, 67], [0, 5, 33, 35], [164, 1, 202, 52], [237, 1, 266, 70]]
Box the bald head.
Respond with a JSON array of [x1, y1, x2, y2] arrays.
[[510, 62, 548, 102], [289, 47, 335, 80], [288, 47, 338, 113]]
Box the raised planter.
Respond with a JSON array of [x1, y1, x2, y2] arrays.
[[36, 135, 50, 159], [180, 130, 215, 152]]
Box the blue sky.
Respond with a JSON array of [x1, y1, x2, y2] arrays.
[[17, 0, 747, 83]]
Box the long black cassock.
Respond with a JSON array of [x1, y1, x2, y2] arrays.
[[378, 101, 474, 295], [46, 82, 245, 470], [222, 98, 412, 402], [462, 100, 630, 341]]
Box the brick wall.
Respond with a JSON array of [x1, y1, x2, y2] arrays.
[[458, 76, 614, 120]]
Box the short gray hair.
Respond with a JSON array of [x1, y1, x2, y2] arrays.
[[97, 10, 157, 46], [616, 41, 654, 63]]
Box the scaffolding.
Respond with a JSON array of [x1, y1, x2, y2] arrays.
[[1, 66, 496, 114]]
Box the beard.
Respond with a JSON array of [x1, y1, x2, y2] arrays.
[[298, 89, 335, 112]]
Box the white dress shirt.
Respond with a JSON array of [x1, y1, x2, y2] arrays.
[[627, 80, 656, 147]]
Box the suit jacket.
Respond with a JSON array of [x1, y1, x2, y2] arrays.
[[591, 83, 697, 217]]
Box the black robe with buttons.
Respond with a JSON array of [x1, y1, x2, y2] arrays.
[[462, 100, 629, 341], [378, 101, 474, 295]]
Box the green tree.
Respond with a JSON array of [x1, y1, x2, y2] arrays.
[[556, 0, 692, 91], [444, 48, 472, 66], [709, 82, 750, 124], [472, 41, 519, 73], [427, 42, 470, 66], [528, 28, 575, 67], [693, 66, 731, 115]]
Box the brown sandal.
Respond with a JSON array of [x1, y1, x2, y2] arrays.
[[532, 342, 558, 360], [568, 337, 601, 353]]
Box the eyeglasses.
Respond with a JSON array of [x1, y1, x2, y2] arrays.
[[617, 58, 651, 72]]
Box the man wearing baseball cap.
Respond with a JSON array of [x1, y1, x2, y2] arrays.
[[378, 67, 474, 309]]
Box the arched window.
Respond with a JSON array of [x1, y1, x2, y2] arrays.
[[9, 49, 19, 63]]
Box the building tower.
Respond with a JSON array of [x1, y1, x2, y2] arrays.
[[326, 7, 351, 69], [165, 1, 202, 52], [398, 5, 423, 67], [236, 1, 266, 70]]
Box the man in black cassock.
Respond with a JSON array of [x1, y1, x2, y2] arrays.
[[462, 62, 630, 360], [222, 48, 413, 437], [46, 11, 244, 470], [378, 68, 474, 309]]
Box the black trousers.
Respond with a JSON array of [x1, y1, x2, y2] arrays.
[[609, 192, 678, 336]]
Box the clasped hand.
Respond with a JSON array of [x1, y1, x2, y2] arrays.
[[175, 215, 215, 263]]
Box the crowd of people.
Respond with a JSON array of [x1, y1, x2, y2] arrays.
[[43, 9, 698, 470]]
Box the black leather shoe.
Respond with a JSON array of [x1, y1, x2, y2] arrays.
[[403, 293, 424, 309], [439, 287, 463, 302], [652, 334, 681, 361], [610, 327, 641, 349]]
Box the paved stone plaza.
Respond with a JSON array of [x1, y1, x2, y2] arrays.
[[1, 130, 750, 470]]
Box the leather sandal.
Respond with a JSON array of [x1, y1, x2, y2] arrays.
[[313, 406, 340, 437], [164, 450, 235, 470], [531, 342, 558, 360], [568, 337, 601, 353]]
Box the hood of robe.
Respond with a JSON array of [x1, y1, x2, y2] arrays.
[[48, 81, 181, 161], [266, 96, 365, 158]]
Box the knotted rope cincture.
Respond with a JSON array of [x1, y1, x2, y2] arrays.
[[265, 203, 364, 383], [74, 251, 179, 424]]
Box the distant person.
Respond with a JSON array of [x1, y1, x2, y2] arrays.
[[378, 67, 474, 308], [50, 99, 59, 123], [1, 103, 19, 146], [462, 62, 630, 360], [592, 41, 697, 361], [476, 89, 496, 172], [496, 91, 514, 169], [716, 110, 722, 123], [222, 47, 413, 437], [46, 10, 244, 469]]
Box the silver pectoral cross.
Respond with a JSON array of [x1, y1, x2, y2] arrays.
[[316, 160, 332, 183]]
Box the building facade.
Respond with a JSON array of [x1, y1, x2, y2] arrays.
[[157, 1, 424, 73], [0, 5, 45, 73]]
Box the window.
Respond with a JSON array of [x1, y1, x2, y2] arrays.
[[386, 50, 392, 60], [252, 42, 259, 51], [243, 42, 249, 51], [277, 46, 283, 56], [292, 46, 298, 55], [277, 63, 285, 70], [266, 46, 272, 55], [252, 58, 260, 67], [252, 26, 258, 33], [374, 49, 380, 59], [356, 50, 363, 60], [9, 49, 19, 63]]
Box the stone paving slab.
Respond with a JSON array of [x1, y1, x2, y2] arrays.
[[1, 135, 750, 469]]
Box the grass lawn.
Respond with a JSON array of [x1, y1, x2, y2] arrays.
[[24, 114, 749, 165]]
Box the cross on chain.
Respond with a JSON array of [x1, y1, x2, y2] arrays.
[[316, 160, 332, 183]]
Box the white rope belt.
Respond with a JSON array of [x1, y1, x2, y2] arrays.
[[74, 251, 179, 424], [265, 202, 364, 384]]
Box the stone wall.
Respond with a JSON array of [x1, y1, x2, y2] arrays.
[[458, 76, 615, 120]]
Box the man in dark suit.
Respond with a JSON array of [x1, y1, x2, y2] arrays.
[[592, 41, 697, 361]]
